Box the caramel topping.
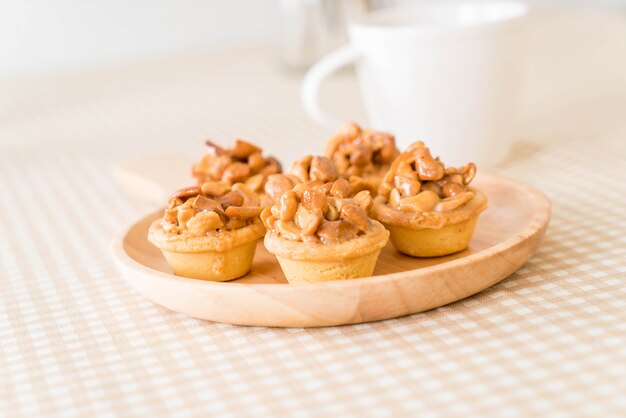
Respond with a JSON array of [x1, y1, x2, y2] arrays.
[[192, 139, 282, 193], [160, 180, 263, 236], [373, 141, 481, 227], [289, 155, 338, 183], [325, 122, 399, 179], [262, 154, 377, 205], [261, 180, 376, 244]]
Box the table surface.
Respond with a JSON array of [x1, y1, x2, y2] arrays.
[[1, 9, 625, 418]]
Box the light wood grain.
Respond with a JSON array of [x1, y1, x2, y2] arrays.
[[111, 154, 195, 205], [111, 173, 550, 327]]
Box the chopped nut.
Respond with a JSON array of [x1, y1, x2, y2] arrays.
[[350, 144, 372, 166], [225, 205, 263, 219], [193, 195, 224, 214], [275, 220, 302, 241], [247, 153, 265, 172], [177, 207, 195, 228], [291, 182, 311, 199], [263, 156, 282, 176], [260, 206, 273, 226], [161, 221, 178, 233], [186, 211, 223, 235], [309, 156, 338, 182], [396, 161, 417, 179], [394, 176, 421, 198], [316, 221, 340, 242], [231, 183, 260, 207], [290, 155, 313, 182], [200, 181, 230, 197], [217, 191, 244, 209], [294, 206, 323, 236], [316, 220, 358, 243], [398, 190, 439, 212], [389, 188, 401, 208], [415, 146, 444, 181], [420, 182, 441, 196], [352, 190, 373, 211], [442, 183, 464, 198], [460, 162, 476, 185], [301, 189, 327, 211], [279, 191, 298, 221], [313, 181, 333, 194], [231, 139, 261, 159], [168, 186, 201, 205], [265, 174, 297, 203], [325, 122, 361, 156], [164, 208, 178, 222], [326, 203, 339, 221], [340, 204, 368, 231], [446, 174, 464, 185], [168, 197, 183, 209], [434, 191, 474, 212], [244, 173, 264, 192], [265, 215, 277, 229], [222, 162, 251, 183], [206, 155, 231, 179], [330, 178, 350, 198], [328, 196, 348, 212]]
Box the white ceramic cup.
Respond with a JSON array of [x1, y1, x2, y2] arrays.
[[301, 1, 529, 167]]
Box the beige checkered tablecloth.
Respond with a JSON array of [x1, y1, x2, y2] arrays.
[[1, 9, 625, 418]]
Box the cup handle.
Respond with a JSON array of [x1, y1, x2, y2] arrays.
[[301, 44, 360, 129]]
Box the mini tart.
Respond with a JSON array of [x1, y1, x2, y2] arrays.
[[192, 138, 282, 202], [264, 222, 388, 283], [371, 141, 488, 257], [325, 122, 399, 195], [261, 180, 389, 283], [149, 219, 265, 281], [147, 182, 266, 281]]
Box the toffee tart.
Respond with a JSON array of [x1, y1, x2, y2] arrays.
[[148, 181, 265, 281], [261, 180, 389, 283], [192, 138, 282, 205], [325, 122, 399, 195], [372, 141, 488, 257]]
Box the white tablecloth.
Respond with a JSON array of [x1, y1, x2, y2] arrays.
[[1, 8, 625, 418]]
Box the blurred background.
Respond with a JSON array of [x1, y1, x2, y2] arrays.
[[1, 0, 623, 76], [1, 0, 625, 165]]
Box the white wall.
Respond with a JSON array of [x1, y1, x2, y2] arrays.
[[1, 0, 622, 77], [0, 0, 278, 77]]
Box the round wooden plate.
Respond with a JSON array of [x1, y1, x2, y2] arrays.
[[111, 173, 550, 327]]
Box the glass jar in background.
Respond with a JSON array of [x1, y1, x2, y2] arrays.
[[276, 0, 374, 70]]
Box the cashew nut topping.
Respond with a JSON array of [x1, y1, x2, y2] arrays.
[[261, 179, 376, 244], [158, 180, 264, 236], [192, 138, 282, 193], [325, 122, 399, 181], [373, 141, 480, 225]]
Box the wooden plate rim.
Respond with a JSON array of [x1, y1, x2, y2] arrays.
[[111, 173, 551, 293]]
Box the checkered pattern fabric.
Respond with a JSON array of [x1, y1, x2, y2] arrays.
[[1, 10, 625, 418]]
